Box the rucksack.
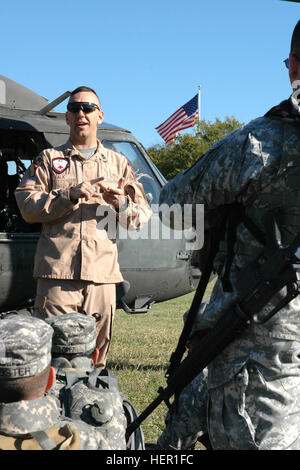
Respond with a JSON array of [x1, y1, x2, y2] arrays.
[[54, 366, 145, 450], [0, 424, 81, 450]]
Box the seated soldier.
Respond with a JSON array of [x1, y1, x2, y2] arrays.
[[46, 313, 144, 450], [0, 314, 112, 450]]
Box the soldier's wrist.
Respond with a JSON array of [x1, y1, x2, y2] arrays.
[[115, 195, 129, 212], [69, 187, 78, 203]]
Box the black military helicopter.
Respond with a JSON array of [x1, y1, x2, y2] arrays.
[[0, 75, 201, 314]]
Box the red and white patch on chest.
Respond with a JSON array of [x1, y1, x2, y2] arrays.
[[52, 157, 69, 174]]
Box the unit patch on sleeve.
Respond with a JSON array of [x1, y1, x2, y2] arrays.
[[21, 177, 36, 188], [52, 157, 69, 174]]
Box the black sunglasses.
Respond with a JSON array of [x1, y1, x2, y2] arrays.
[[67, 102, 100, 114]]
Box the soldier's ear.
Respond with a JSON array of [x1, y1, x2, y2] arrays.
[[97, 109, 104, 125], [92, 348, 99, 365], [289, 53, 300, 87], [45, 366, 56, 391]]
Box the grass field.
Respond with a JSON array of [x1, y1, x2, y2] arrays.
[[106, 279, 215, 448]]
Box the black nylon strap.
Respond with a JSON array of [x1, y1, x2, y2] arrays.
[[221, 204, 266, 292]]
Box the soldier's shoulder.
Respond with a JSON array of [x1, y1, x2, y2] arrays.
[[225, 116, 279, 142], [204, 116, 283, 159], [39, 141, 70, 157], [103, 146, 127, 164], [242, 115, 284, 140]]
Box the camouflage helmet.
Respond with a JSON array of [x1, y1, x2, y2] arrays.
[[0, 314, 53, 379], [45, 313, 96, 355]]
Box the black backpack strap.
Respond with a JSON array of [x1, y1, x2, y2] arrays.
[[221, 203, 266, 292], [220, 208, 239, 292], [87, 368, 119, 390], [241, 214, 266, 245]]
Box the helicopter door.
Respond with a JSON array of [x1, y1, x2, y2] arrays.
[[101, 140, 197, 312]]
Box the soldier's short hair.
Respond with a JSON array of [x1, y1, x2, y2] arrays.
[[69, 86, 100, 106]]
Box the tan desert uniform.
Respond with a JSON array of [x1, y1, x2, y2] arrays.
[[15, 139, 152, 367]]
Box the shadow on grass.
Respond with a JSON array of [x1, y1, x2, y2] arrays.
[[107, 359, 168, 372]]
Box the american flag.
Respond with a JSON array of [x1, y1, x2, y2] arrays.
[[155, 94, 199, 144]]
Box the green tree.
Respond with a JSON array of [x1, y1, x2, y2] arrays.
[[148, 116, 242, 180]]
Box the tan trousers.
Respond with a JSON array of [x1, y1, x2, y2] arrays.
[[34, 278, 116, 369]]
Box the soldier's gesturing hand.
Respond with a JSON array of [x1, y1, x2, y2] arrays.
[[98, 178, 127, 210], [70, 177, 104, 202]]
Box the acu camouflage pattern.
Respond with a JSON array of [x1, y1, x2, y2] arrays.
[[0, 394, 112, 450], [46, 312, 127, 450], [0, 314, 112, 449], [207, 331, 300, 449], [0, 315, 52, 379], [158, 89, 300, 449], [50, 368, 127, 450], [157, 370, 208, 450], [45, 313, 96, 355]]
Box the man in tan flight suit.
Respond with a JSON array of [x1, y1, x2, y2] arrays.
[[15, 86, 152, 369]]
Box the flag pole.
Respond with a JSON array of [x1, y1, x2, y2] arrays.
[[198, 85, 201, 122]]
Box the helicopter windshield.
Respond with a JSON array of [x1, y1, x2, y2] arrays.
[[101, 140, 162, 205]]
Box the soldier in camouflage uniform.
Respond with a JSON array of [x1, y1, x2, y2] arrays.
[[0, 314, 113, 450], [158, 21, 300, 450], [45, 313, 131, 450]]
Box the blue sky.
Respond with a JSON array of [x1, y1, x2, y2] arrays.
[[1, 0, 299, 148]]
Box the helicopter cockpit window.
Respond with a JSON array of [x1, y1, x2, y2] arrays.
[[101, 141, 161, 206], [0, 129, 45, 233]]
